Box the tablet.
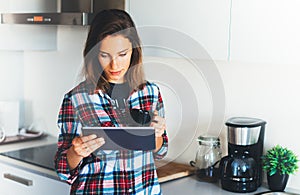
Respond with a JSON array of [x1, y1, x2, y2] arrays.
[[82, 126, 155, 151]]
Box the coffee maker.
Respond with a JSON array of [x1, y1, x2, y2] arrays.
[[220, 117, 266, 193]]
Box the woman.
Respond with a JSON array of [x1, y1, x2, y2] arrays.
[[55, 9, 168, 195]]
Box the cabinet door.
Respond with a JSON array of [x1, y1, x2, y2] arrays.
[[0, 163, 70, 195]]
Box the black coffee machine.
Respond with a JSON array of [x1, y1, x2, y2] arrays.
[[220, 117, 266, 193]]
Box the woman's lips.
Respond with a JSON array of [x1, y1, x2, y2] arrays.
[[110, 70, 122, 76]]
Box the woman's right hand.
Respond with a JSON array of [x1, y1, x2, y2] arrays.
[[67, 134, 105, 170], [72, 134, 105, 157]]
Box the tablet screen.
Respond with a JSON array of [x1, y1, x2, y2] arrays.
[[82, 127, 155, 151]]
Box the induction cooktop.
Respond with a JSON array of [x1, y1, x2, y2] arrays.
[[0, 144, 57, 170]]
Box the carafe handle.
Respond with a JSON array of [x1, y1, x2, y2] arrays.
[[190, 160, 196, 167]]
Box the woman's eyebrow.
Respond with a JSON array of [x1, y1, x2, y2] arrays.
[[99, 48, 130, 54], [99, 48, 129, 55], [99, 50, 109, 54]]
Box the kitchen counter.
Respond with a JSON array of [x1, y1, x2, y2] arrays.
[[0, 136, 71, 195], [161, 175, 300, 195], [1, 138, 300, 195], [0, 135, 59, 180], [161, 176, 266, 195]]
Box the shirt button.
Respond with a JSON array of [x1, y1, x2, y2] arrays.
[[128, 188, 133, 193]]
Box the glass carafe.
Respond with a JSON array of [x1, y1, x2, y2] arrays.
[[190, 135, 222, 182]]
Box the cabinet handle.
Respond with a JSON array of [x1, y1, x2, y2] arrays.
[[4, 173, 33, 186]]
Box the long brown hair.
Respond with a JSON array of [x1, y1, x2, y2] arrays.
[[82, 9, 145, 92]]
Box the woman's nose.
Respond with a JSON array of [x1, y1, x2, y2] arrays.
[[110, 57, 118, 69]]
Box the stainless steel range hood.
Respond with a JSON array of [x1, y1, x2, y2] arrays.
[[0, 0, 125, 26]]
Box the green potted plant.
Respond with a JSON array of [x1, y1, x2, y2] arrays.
[[262, 145, 299, 191]]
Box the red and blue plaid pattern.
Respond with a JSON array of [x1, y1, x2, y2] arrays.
[[55, 81, 168, 195]]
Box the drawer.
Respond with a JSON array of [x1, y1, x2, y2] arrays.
[[0, 162, 70, 195]]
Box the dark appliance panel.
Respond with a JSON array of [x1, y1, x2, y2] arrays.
[[0, 144, 57, 171]]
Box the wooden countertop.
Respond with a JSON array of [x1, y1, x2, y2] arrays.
[[155, 160, 194, 183]]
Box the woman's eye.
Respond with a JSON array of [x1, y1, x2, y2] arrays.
[[119, 53, 127, 57], [99, 53, 108, 58]]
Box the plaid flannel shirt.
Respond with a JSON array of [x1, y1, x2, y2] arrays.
[[55, 81, 168, 195]]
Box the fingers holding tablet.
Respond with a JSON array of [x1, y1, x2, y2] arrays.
[[151, 110, 166, 137], [72, 134, 105, 157]]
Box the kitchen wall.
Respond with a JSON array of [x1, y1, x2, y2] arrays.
[[128, 0, 300, 189], [23, 26, 88, 133], [1, 0, 300, 190]]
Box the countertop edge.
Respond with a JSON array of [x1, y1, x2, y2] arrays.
[[0, 155, 61, 181], [0, 135, 64, 182]]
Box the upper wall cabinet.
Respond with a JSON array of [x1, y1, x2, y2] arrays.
[[128, 0, 231, 60], [230, 0, 300, 64], [0, 0, 57, 51]]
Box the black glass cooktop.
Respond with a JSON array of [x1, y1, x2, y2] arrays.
[[0, 144, 57, 171]]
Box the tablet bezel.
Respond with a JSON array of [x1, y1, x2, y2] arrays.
[[81, 126, 156, 151]]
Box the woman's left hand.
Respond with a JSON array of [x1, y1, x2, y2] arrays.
[[150, 110, 166, 137]]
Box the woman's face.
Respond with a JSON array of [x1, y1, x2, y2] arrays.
[[98, 35, 133, 83]]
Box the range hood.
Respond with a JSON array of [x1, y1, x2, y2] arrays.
[[0, 0, 125, 26]]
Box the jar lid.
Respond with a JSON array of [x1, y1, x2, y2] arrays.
[[225, 117, 266, 128], [197, 135, 220, 146]]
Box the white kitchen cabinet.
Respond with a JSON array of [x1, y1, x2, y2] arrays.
[[230, 0, 300, 64], [128, 0, 231, 60], [0, 161, 70, 195]]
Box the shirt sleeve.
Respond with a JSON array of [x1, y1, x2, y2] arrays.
[[153, 132, 168, 160], [153, 87, 169, 160], [54, 93, 83, 184]]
